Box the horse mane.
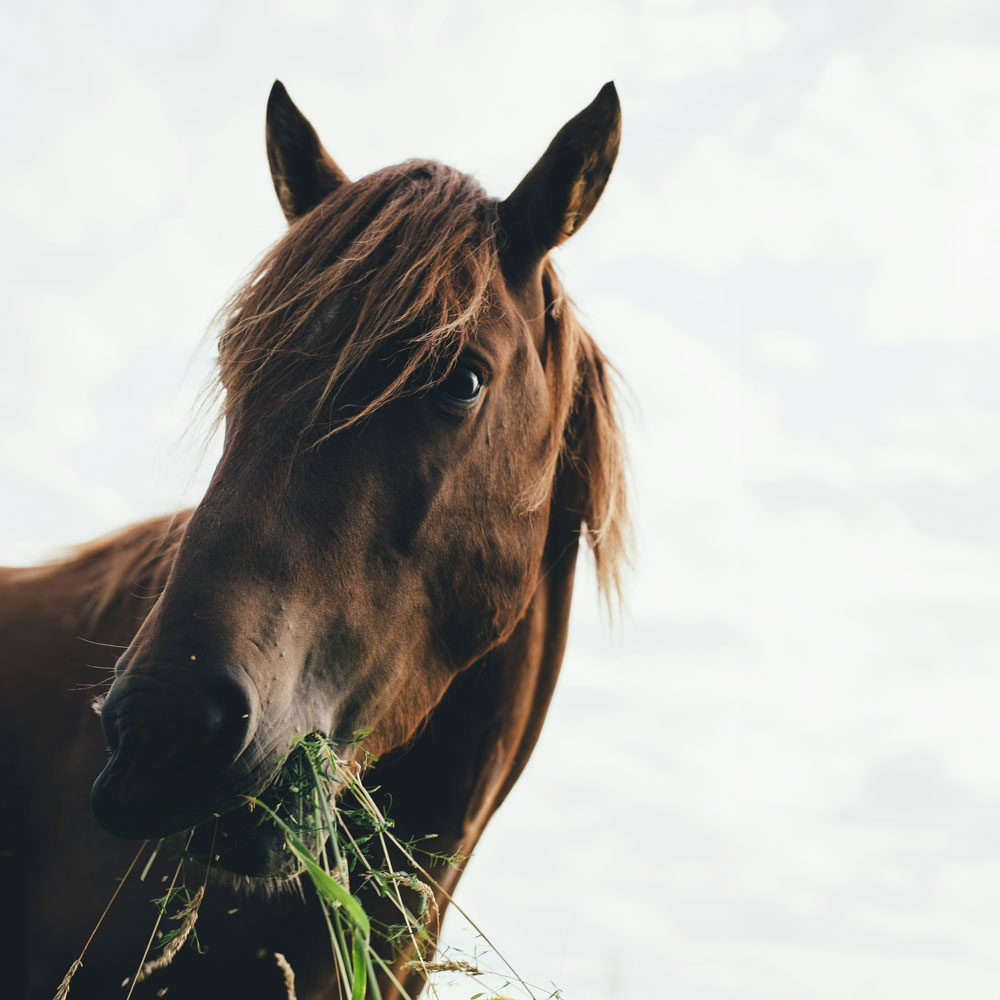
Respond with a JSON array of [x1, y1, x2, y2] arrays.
[[215, 160, 499, 442], [34, 514, 191, 631], [543, 266, 629, 604]]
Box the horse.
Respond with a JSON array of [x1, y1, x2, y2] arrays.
[[0, 80, 627, 999]]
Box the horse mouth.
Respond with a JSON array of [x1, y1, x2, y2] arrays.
[[92, 718, 347, 878], [188, 802, 309, 878], [187, 742, 336, 879]]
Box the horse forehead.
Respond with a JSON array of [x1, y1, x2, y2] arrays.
[[483, 274, 546, 358]]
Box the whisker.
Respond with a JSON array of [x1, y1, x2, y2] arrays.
[[76, 637, 129, 650]]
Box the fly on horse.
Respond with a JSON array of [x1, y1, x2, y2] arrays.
[[0, 81, 626, 999]]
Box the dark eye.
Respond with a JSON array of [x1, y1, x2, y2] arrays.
[[437, 363, 483, 403]]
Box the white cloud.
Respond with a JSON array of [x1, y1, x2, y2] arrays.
[[753, 330, 821, 368], [921, 0, 994, 17], [869, 407, 1000, 488], [0, 52, 183, 243], [601, 41, 1000, 342]]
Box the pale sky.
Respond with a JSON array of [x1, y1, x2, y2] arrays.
[[3, 2, 1000, 998]]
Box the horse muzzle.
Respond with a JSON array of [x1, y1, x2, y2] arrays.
[[91, 665, 263, 840]]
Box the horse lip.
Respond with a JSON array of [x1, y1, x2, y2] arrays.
[[91, 767, 237, 840], [91, 729, 348, 843], [90, 748, 280, 841]]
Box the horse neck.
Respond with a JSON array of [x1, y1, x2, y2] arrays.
[[366, 499, 582, 856]]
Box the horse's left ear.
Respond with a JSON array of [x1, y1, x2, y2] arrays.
[[499, 82, 621, 266], [266, 80, 349, 223]]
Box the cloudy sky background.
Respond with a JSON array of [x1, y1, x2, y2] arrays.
[[3, 1, 1000, 998]]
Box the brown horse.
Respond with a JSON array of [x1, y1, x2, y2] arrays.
[[0, 81, 627, 999]]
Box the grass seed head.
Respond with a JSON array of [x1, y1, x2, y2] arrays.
[[274, 952, 298, 1000], [51, 958, 81, 1000], [135, 885, 204, 983]]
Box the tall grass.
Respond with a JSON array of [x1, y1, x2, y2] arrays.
[[253, 732, 561, 1000], [54, 732, 562, 1000]]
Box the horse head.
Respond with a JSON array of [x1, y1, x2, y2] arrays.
[[91, 81, 626, 877]]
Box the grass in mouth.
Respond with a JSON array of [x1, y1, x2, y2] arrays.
[[53, 732, 563, 1000]]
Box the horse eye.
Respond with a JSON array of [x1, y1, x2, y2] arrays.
[[437, 364, 483, 403]]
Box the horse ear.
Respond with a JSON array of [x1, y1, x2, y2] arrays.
[[499, 82, 621, 266], [266, 80, 349, 223]]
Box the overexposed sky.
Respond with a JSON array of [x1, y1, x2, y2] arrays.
[[3, 2, 1000, 998]]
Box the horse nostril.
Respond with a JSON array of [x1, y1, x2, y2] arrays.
[[195, 669, 256, 770], [99, 666, 256, 776]]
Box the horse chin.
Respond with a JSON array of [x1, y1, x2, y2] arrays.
[[188, 794, 329, 879], [189, 808, 291, 878]]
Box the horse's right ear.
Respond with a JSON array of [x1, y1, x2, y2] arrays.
[[266, 80, 349, 223], [499, 82, 621, 270]]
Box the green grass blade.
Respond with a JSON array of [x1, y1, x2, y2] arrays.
[[246, 797, 370, 936], [350, 936, 367, 1000], [288, 836, 370, 937]]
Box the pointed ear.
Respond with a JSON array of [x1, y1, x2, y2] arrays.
[[499, 82, 621, 267], [266, 80, 349, 223]]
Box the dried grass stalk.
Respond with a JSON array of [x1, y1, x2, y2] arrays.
[[413, 878, 438, 924], [52, 842, 148, 1000], [135, 886, 204, 983], [408, 959, 481, 975]]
